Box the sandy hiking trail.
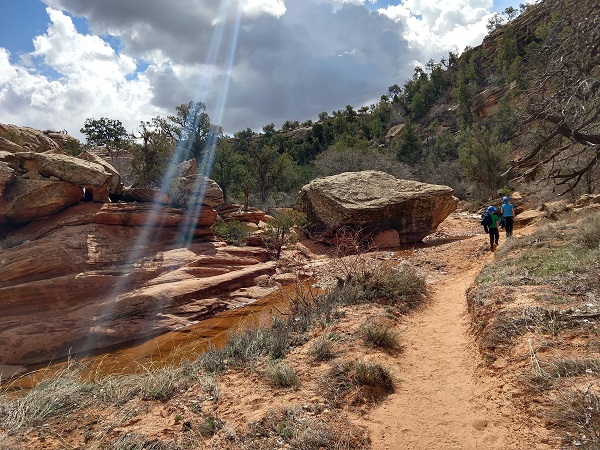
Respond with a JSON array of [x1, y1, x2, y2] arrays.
[[361, 225, 552, 450]]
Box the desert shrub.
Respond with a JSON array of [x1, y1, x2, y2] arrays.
[[195, 344, 229, 374], [63, 136, 84, 156], [323, 360, 394, 406], [360, 322, 399, 349], [575, 212, 600, 249], [549, 386, 600, 448], [138, 365, 190, 401], [308, 333, 337, 361], [224, 326, 274, 365], [265, 362, 299, 389], [221, 320, 297, 368], [479, 309, 529, 353], [288, 283, 340, 332], [331, 265, 426, 312], [543, 358, 600, 379], [262, 209, 307, 259], [249, 406, 370, 450], [353, 361, 394, 390], [197, 414, 223, 437], [104, 432, 176, 450], [213, 220, 251, 246], [94, 373, 143, 406], [268, 317, 297, 359]]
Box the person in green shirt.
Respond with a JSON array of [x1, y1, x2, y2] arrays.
[[486, 205, 500, 251]]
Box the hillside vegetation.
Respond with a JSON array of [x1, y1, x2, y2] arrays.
[[469, 208, 600, 448], [66, 0, 599, 211]]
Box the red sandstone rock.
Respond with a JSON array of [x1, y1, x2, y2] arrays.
[[0, 177, 83, 223], [0, 221, 277, 365]]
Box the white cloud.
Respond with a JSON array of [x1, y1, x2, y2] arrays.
[[0, 8, 162, 137], [378, 0, 493, 56], [241, 0, 286, 17], [0, 0, 521, 138]]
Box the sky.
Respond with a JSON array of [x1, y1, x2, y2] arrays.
[[0, 0, 533, 140]]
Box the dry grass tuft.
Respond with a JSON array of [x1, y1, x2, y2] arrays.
[[360, 322, 400, 349], [322, 360, 394, 406], [265, 362, 300, 389], [0, 363, 92, 434], [244, 405, 371, 450], [548, 385, 600, 448], [308, 332, 337, 361]]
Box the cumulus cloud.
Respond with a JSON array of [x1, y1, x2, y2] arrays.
[[0, 8, 162, 137], [378, 0, 493, 57], [0, 0, 518, 138]]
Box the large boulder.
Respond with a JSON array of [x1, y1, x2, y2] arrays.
[[121, 174, 224, 209], [11, 152, 111, 188], [77, 150, 124, 196], [169, 175, 223, 208], [0, 151, 119, 222], [294, 170, 458, 244], [0, 162, 16, 192]]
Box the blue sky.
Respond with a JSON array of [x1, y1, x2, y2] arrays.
[[0, 0, 533, 139]]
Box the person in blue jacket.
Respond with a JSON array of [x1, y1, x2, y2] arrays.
[[501, 196, 515, 238]]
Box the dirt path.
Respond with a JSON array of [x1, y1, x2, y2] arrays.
[[362, 230, 551, 449]]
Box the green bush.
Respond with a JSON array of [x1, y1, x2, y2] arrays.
[[213, 220, 251, 246], [63, 137, 84, 156]]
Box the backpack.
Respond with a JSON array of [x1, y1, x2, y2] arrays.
[[480, 212, 492, 233]]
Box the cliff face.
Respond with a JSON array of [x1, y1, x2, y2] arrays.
[[0, 124, 280, 369]]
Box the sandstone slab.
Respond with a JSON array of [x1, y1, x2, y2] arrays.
[[0, 177, 83, 224], [0, 220, 276, 365], [0, 123, 61, 154]]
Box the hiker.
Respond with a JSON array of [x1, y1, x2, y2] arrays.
[[481, 205, 500, 251], [501, 196, 515, 237]]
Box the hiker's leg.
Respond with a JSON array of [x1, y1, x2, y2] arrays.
[[489, 231, 494, 250], [506, 217, 514, 237]]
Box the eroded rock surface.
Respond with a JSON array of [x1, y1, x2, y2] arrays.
[[294, 170, 458, 245], [0, 125, 258, 368], [0, 123, 62, 154], [0, 212, 276, 365], [0, 150, 120, 221]]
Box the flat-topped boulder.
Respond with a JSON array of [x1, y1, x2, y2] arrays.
[[294, 170, 458, 245]]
